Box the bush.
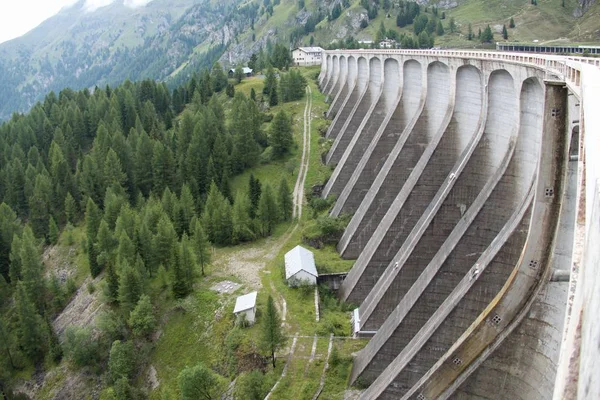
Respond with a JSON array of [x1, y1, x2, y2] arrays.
[[109, 340, 137, 381], [302, 215, 349, 248], [235, 370, 269, 400], [62, 326, 101, 368], [87, 282, 96, 294]]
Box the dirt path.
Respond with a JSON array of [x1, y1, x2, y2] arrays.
[[293, 86, 312, 219], [312, 334, 334, 400]]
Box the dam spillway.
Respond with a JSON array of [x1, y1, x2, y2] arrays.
[[317, 50, 600, 399]]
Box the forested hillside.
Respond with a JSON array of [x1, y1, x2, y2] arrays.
[[0, 60, 317, 399]]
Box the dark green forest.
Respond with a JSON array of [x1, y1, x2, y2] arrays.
[[0, 60, 306, 398]]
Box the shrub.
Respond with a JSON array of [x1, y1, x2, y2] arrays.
[[109, 340, 137, 381], [62, 326, 101, 368]]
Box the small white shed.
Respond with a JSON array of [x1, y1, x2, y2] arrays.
[[233, 291, 258, 325], [285, 245, 318, 287]]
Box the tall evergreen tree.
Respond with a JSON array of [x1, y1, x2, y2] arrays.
[[232, 192, 255, 244], [48, 216, 59, 245], [269, 111, 293, 156], [277, 179, 293, 222], [509, 17, 516, 28], [19, 227, 45, 310], [15, 282, 46, 361], [192, 219, 211, 276], [248, 174, 262, 219], [118, 262, 142, 314], [261, 295, 285, 367], [502, 24, 508, 40], [86, 198, 103, 277], [257, 184, 279, 237]]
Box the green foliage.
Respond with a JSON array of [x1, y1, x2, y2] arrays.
[[509, 17, 516, 28], [178, 363, 225, 400], [63, 326, 101, 368], [279, 69, 307, 103], [436, 20, 445, 36], [234, 65, 245, 84], [129, 294, 156, 338], [235, 370, 270, 400], [109, 340, 137, 382], [15, 282, 47, 361], [268, 110, 293, 157], [257, 184, 279, 237], [232, 192, 255, 244], [502, 24, 508, 40], [449, 17, 457, 33], [261, 295, 286, 367], [202, 182, 233, 246], [48, 216, 59, 245], [118, 262, 143, 314], [172, 234, 197, 298], [481, 24, 494, 42], [277, 178, 293, 222], [19, 226, 45, 310]]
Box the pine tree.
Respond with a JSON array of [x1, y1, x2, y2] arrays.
[[261, 295, 285, 367], [192, 219, 211, 276], [153, 215, 177, 269], [15, 282, 46, 361], [481, 24, 493, 43], [467, 23, 473, 40], [202, 182, 233, 245], [502, 24, 508, 40], [234, 65, 245, 84], [449, 17, 456, 33], [86, 198, 103, 277], [118, 262, 142, 314], [0, 203, 20, 282], [9, 234, 22, 283], [20, 227, 45, 310], [509, 17, 516, 28], [128, 294, 155, 338], [250, 88, 256, 101], [436, 20, 445, 36], [172, 234, 196, 298], [64, 192, 77, 224], [48, 216, 59, 245], [106, 264, 120, 304], [96, 220, 116, 272], [232, 192, 255, 244], [277, 179, 293, 222], [248, 174, 262, 219], [269, 111, 293, 156], [257, 184, 279, 237]]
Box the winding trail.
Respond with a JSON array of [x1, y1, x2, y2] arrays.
[[293, 85, 312, 219]]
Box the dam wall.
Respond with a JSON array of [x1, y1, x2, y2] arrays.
[[317, 50, 600, 399]]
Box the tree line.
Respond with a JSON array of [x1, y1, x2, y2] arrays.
[[0, 59, 301, 397]]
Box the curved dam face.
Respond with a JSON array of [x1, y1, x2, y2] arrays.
[[317, 50, 595, 399]]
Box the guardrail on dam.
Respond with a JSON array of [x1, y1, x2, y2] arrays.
[[318, 49, 600, 400]]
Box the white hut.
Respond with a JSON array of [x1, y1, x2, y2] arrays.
[[233, 291, 258, 325], [285, 245, 318, 287]]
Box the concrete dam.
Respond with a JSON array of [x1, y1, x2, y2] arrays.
[[317, 50, 600, 400]]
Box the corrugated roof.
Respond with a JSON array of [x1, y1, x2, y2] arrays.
[[296, 47, 324, 53], [285, 245, 318, 279], [233, 291, 257, 313]]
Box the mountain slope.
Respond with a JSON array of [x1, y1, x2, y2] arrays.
[[0, 0, 598, 120]]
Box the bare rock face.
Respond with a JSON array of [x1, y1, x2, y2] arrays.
[[574, 0, 596, 17]]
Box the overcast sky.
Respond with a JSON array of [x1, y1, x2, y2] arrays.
[[0, 0, 154, 44]]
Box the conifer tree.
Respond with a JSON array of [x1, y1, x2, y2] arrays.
[[106, 264, 120, 304], [96, 220, 116, 272], [436, 20, 445, 36], [153, 215, 177, 269], [172, 233, 196, 298], [179, 184, 196, 235], [467, 23, 473, 40], [15, 282, 46, 361], [192, 219, 211, 276], [257, 184, 279, 237], [261, 295, 285, 367], [20, 227, 45, 310], [248, 174, 262, 219], [129, 294, 155, 338], [232, 192, 255, 244], [269, 110, 293, 156], [9, 234, 22, 283], [481, 24, 493, 43], [48, 216, 59, 245], [277, 179, 293, 222], [202, 182, 233, 245], [509, 17, 515, 28], [211, 62, 228, 92], [109, 340, 137, 381], [64, 192, 77, 224], [502, 24, 508, 40], [118, 262, 142, 314]]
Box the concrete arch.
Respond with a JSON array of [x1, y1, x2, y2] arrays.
[[401, 60, 422, 121], [347, 56, 357, 83], [356, 56, 369, 90], [454, 65, 484, 151], [485, 69, 516, 170], [368, 56, 382, 91], [512, 77, 544, 202], [425, 61, 451, 135], [383, 58, 400, 113]]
